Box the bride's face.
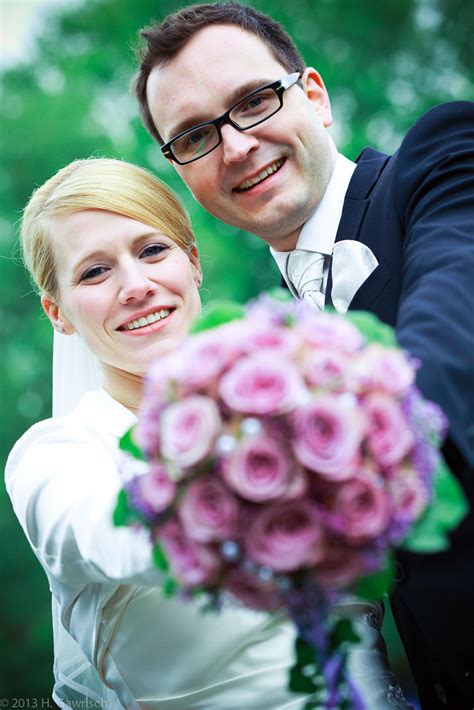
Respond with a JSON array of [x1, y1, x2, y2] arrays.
[[42, 209, 202, 376]]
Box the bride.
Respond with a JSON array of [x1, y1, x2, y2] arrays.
[[5, 157, 409, 709]]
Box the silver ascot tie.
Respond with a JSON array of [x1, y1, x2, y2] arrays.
[[286, 241, 379, 313], [286, 249, 326, 311]]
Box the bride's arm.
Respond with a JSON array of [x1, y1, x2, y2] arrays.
[[5, 419, 162, 587]]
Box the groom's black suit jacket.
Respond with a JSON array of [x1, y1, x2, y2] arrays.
[[326, 101, 474, 708]]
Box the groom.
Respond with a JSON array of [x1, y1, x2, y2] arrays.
[[134, 3, 474, 707]]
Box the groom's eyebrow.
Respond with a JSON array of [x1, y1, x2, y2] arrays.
[[167, 78, 273, 139]]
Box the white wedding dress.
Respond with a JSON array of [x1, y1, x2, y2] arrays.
[[5, 334, 411, 709]]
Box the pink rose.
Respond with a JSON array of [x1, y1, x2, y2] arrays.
[[138, 463, 176, 514], [159, 519, 221, 587], [303, 350, 349, 390], [240, 319, 299, 358], [219, 354, 306, 415], [297, 312, 364, 353], [328, 473, 392, 543], [177, 331, 237, 392], [224, 568, 283, 611], [160, 395, 221, 469], [223, 435, 294, 502], [245, 500, 325, 572], [315, 544, 366, 589], [292, 395, 365, 480], [364, 393, 415, 466], [179, 476, 240, 543], [352, 345, 415, 395], [388, 465, 429, 521]]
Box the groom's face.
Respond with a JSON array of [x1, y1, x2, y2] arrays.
[[146, 24, 336, 251]]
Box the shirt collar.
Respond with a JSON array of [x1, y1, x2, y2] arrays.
[[270, 153, 356, 280]]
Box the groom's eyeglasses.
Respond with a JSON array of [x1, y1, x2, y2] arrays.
[[161, 72, 301, 165]]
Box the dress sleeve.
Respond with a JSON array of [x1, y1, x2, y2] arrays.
[[393, 101, 474, 472], [5, 419, 162, 587]]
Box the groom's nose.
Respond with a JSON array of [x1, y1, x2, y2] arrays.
[[221, 124, 259, 166]]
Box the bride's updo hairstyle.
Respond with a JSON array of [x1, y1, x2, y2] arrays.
[[21, 158, 196, 301]]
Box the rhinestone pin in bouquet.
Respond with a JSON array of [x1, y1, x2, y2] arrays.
[[114, 292, 466, 709]]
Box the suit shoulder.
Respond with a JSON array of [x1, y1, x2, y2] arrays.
[[400, 101, 474, 153]]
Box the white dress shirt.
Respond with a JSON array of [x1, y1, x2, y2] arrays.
[[6, 389, 408, 709], [270, 153, 357, 308]]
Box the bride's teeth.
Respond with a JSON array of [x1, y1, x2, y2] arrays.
[[123, 309, 171, 331]]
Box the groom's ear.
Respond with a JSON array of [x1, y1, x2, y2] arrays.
[[301, 67, 333, 128], [41, 294, 76, 335]]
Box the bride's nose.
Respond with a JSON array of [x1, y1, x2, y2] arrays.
[[119, 263, 156, 304]]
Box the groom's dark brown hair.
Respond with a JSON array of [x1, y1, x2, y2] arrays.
[[134, 2, 305, 144]]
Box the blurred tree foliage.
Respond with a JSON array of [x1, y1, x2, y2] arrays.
[[0, 0, 472, 700]]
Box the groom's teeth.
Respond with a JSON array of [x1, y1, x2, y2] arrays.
[[123, 309, 171, 330], [236, 159, 284, 191]]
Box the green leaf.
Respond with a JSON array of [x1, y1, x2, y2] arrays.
[[401, 458, 468, 553], [431, 458, 468, 528], [190, 301, 245, 333], [112, 489, 130, 527], [264, 287, 294, 303], [356, 553, 394, 600], [152, 543, 170, 572], [163, 577, 178, 597], [331, 618, 360, 649], [119, 426, 146, 461], [345, 310, 398, 347], [112, 488, 145, 528]]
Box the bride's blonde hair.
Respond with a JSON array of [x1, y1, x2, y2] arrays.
[[21, 157, 196, 300]]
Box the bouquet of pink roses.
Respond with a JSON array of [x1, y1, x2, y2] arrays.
[[114, 292, 466, 709]]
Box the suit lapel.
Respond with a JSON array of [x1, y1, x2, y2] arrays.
[[326, 148, 390, 309]]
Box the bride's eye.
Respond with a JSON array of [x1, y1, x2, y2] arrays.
[[140, 243, 169, 259], [80, 265, 109, 282]]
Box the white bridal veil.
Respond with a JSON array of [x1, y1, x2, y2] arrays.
[[51, 331, 123, 707], [52, 330, 103, 416]]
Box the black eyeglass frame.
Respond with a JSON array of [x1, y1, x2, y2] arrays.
[[161, 72, 302, 165]]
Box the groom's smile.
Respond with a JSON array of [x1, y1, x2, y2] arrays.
[[146, 24, 336, 252]]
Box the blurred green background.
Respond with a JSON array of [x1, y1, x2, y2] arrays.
[[1, 0, 472, 703]]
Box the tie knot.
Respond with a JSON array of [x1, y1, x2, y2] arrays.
[[286, 249, 326, 311]]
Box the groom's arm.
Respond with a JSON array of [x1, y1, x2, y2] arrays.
[[394, 101, 474, 476]]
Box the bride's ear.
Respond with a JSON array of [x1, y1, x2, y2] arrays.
[[189, 246, 203, 288], [41, 294, 76, 335]]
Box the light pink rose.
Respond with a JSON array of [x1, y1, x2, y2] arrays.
[[177, 331, 237, 392], [224, 568, 283, 611], [160, 395, 221, 469], [388, 465, 429, 521], [352, 345, 415, 395], [328, 474, 392, 543], [245, 500, 325, 572], [292, 395, 365, 480], [364, 392, 415, 466], [138, 463, 176, 514], [240, 319, 300, 358], [159, 519, 221, 587], [179, 476, 240, 543], [303, 350, 350, 390], [297, 312, 364, 353], [219, 355, 306, 415], [223, 435, 294, 502], [276, 467, 309, 502]]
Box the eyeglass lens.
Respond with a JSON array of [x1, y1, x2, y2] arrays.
[[172, 87, 281, 163]]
